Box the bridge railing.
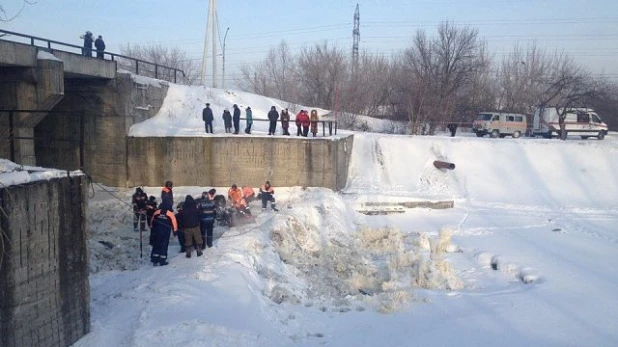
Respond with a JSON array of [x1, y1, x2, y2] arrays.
[[0, 29, 186, 83]]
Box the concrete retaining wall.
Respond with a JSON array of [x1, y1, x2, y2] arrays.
[[127, 135, 353, 190], [0, 175, 89, 347]]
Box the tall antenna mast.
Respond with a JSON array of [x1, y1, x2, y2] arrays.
[[352, 4, 360, 74], [201, 0, 218, 87]]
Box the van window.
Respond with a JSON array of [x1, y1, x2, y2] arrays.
[[577, 113, 590, 123], [477, 114, 493, 121], [507, 116, 515, 122], [592, 114, 602, 123], [515, 116, 523, 122], [492, 115, 499, 121]]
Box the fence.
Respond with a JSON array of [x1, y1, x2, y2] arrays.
[[228, 118, 338, 136], [0, 29, 185, 83]]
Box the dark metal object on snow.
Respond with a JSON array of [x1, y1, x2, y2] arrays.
[[433, 160, 456, 170]]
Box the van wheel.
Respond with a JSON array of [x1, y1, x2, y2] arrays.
[[598, 132, 605, 140], [513, 131, 521, 138], [475, 132, 484, 138], [581, 136, 589, 140], [490, 130, 499, 138]]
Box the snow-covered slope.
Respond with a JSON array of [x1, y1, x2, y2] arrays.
[[75, 84, 618, 346]]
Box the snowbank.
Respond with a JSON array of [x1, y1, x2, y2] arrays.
[[0, 158, 82, 186]]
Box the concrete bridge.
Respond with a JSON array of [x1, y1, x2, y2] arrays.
[[0, 30, 351, 190]]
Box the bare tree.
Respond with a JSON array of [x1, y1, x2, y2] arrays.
[[400, 22, 487, 134], [119, 44, 200, 85], [537, 55, 597, 139], [296, 42, 348, 109], [0, 0, 36, 22]]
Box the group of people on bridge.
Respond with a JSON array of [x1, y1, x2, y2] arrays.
[[80, 31, 105, 59], [132, 180, 278, 266], [202, 103, 321, 137]]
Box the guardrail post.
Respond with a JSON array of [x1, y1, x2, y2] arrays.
[[155, 65, 159, 79], [136, 61, 139, 75], [328, 121, 333, 136], [9, 111, 15, 162], [174, 70, 177, 83], [335, 122, 337, 135], [322, 122, 325, 137]]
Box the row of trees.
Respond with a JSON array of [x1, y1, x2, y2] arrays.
[[122, 22, 617, 133], [235, 22, 618, 133]]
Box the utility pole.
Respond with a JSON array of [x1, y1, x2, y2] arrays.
[[222, 27, 230, 89], [352, 4, 360, 75], [201, 0, 218, 87]]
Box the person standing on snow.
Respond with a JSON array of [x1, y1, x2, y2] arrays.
[[244, 106, 253, 134], [295, 110, 303, 136], [280, 108, 291, 135], [232, 104, 241, 134], [94, 35, 105, 59], [298, 110, 311, 137], [161, 181, 174, 211], [132, 187, 148, 232], [203, 103, 214, 133], [268, 106, 279, 135], [222, 109, 233, 133], [259, 181, 278, 212], [177, 195, 203, 258], [150, 201, 178, 266], [197, 189, 217, 248], [310, 109, 319, 137]]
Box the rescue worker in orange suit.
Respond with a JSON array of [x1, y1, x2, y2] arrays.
[[228, 184, 243, 208], [259, 181, 278, 212], [150, 200, 178, 266], [242, 186, 256, 203]]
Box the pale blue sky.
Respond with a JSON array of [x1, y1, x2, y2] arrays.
[[2, 0, 617, 85]]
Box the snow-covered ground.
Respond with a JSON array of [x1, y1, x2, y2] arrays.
[[63, 83, 618, 346]]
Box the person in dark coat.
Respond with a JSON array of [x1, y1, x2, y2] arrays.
[[146, 196, 158, 246], [94, 35, 105, 59], [197, 189, 217, 249], [132, 187, 148, 232], [161, 181, 174, 211], [150, 200, 178, 266], [232, 104, 241, 134], [174, 202, 186, 252], [202, 103, 214, 133], [177, 195, 203, 257], [259, 181, 278, 211], [245, 107, 253, 134], [280, 108, 291, 135], [447, 123, 458, 137], [222, 109, 233, 133], [268, 106, 279, 135], [81, 31, 94, 57]]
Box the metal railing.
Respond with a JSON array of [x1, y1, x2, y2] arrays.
[[0, 29, 185, 83], [222, 118, 338, 136]]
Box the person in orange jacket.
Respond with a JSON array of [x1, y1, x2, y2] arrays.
[[259, 181, 278, 211], [242, 186, 256, 203], [228, 184, 243, 207], [150, 200, 178, 266]]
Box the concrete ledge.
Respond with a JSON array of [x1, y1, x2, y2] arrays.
[[0, 41, 37, 67], [127, 135, 353, 190], [0, 175, 90, 347], [52, 51, 116, 79]]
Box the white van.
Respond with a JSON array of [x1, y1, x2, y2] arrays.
[[532, 107, 608, 140], [472, 112, 527, 138]]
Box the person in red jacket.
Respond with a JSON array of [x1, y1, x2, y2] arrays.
[[298, 110, 310, 137], [295, 110, 303, 136]]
